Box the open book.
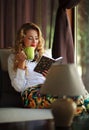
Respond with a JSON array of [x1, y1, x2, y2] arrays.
[[34, 55, 63, 74]]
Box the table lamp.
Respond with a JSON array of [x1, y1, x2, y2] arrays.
[[40, 64, 87, 127]]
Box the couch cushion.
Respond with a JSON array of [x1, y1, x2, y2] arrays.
[[0, 48, 13, 71]]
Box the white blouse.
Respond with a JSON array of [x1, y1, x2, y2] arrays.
[[8, 54, 46, 92]]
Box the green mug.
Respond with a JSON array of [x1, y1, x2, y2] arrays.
[[24, 47, 35, 60]]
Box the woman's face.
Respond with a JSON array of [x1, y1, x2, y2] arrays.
[[24, 29, 39, 49]]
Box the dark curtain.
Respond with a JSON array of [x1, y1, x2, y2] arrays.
[[52, 0, 81, 63], [0, 0, 58, 48]]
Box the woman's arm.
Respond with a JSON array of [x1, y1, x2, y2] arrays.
[[8, 54, 27, 92]]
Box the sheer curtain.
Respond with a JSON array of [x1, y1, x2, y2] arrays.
[[0, 0, 58, 48]]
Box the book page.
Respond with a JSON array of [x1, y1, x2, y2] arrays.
[[54, 57, 63, 64]]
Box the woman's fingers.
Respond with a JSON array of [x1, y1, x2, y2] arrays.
[[16, 51, 27, 61], [42, 70, 48, 77]]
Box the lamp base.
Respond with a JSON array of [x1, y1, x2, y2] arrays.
[[51, 98, 77, 127]]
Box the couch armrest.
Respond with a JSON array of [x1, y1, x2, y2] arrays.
[[0, 48, 23, 107]]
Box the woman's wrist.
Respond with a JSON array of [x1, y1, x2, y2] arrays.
[[18, 61, 26, 70]]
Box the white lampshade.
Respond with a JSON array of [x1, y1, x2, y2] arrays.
[[41, 64, 86, 97]]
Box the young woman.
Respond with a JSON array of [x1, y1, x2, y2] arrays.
[[8, 22, 89, 114], [8, 22, 56, 108]]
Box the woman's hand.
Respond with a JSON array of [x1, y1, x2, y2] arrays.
[[42, 70, 48, 77], [15, 51, 27, 70]]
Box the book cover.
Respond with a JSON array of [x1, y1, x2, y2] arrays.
[[34, 55, 63, 74]]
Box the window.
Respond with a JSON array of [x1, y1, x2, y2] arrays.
[[75, 0, 89, 90]]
